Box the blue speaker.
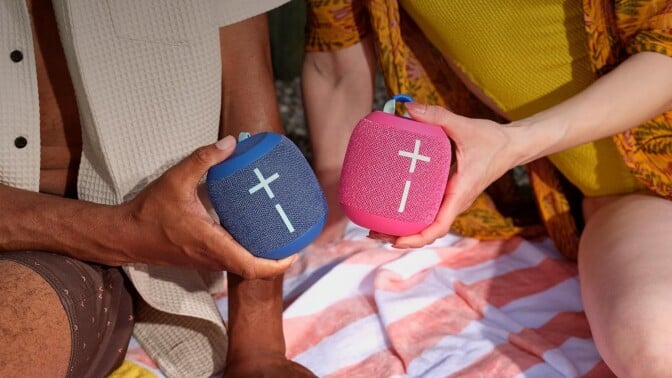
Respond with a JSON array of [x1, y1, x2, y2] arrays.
[[206, 132, 327, 259]]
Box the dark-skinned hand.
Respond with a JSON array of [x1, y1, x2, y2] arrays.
[[108, 136, 296, 278]]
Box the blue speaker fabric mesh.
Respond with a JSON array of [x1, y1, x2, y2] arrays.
[[207, 136, 326, 258]]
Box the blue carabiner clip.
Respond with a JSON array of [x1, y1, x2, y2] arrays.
[[382, 94, 414, 117]]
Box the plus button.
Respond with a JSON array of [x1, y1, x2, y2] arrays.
[[398, 139, 430, 173], [249, 168, 280, 199], [248, 167, 295, 233]]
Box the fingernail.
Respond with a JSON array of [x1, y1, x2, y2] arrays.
[[215, 135, 236, 150], [405, 102, 426, 114]]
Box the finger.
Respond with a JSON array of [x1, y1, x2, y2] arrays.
[[367, 230, 398, 244], [249, 254, 298, 280], [405, 103, 468, 132], [229, 252, 298, 280], [172, 135, 237, 188], [208, 227, 298, 279]]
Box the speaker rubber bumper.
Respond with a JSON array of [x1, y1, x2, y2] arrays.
[[262, 213, 327, 259], [340, 204, 430, 236]]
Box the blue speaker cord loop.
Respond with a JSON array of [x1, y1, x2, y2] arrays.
[[238, 132, 252, 142], [383, 94, 414, 118]]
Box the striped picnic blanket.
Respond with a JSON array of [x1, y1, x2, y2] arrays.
[[116, 223, 615, 377]]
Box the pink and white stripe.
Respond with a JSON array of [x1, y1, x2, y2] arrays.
[[123, 223, 616, 377]]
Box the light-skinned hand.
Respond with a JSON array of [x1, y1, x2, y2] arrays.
[[394, 103, 520, 249]]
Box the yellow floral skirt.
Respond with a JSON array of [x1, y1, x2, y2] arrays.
[[305, 0, 672, 259]]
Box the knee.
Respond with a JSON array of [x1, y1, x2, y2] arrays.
[[619, 348, 672, 378], [606, 328, 672, 378]]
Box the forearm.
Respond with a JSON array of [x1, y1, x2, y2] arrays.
[[226, 273, 285, 357], [301, 36, 377, 176], [218, 13, 287, 352], [0, 184, 123, 263], [219, 14, 283, 137], [512, 51, 672, 164]]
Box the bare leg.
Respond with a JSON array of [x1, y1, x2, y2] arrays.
[[0, 261, 71, 377], [579, 192, 672, 377], [302, 37, 378, 246]]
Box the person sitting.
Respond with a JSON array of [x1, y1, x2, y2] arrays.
[[301, 1, 672, 376], [0, 1, 314, 377]]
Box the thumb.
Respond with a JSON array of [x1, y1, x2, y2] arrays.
[[405, 103, 467, 133], [173, 135, 237, 188]]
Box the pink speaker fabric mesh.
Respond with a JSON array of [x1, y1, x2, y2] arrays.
[[339, 116, 451, 225]]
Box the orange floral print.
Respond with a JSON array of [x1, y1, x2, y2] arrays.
[[305, 0, 672, 259]]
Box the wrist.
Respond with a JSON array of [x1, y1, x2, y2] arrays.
[[507, 112, 568, 165], [55, 199, 131, 265], [83, 201, 135, 265], [227, 274, 286, 357]]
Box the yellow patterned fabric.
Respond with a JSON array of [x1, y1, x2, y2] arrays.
[[586, 0, 672, 199], [398, 0, 646, 198], [108, 361, 157, 378], [398, 0, 594, 121], [305, 0, 672, 259], [307, 0, 522, 241]]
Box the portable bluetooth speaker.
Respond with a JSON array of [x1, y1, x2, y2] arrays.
[[206, 132, 327, 259], [339, 96, 452, 236]]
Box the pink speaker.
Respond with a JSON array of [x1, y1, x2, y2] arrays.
[[339, 98, 452, 236]]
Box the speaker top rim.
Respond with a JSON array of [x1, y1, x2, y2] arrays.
[[365, 111, 446, 138], [206, 132, 282, 180]]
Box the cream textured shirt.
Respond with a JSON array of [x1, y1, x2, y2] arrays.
[[0, 1, 289, 377]]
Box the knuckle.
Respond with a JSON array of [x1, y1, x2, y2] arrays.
[[192, 146, 211, 167], [194, 241, 210, 257], [239, 264, 257, 280], [428, 104, 445, 117], [427, 104, 442, 114]]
